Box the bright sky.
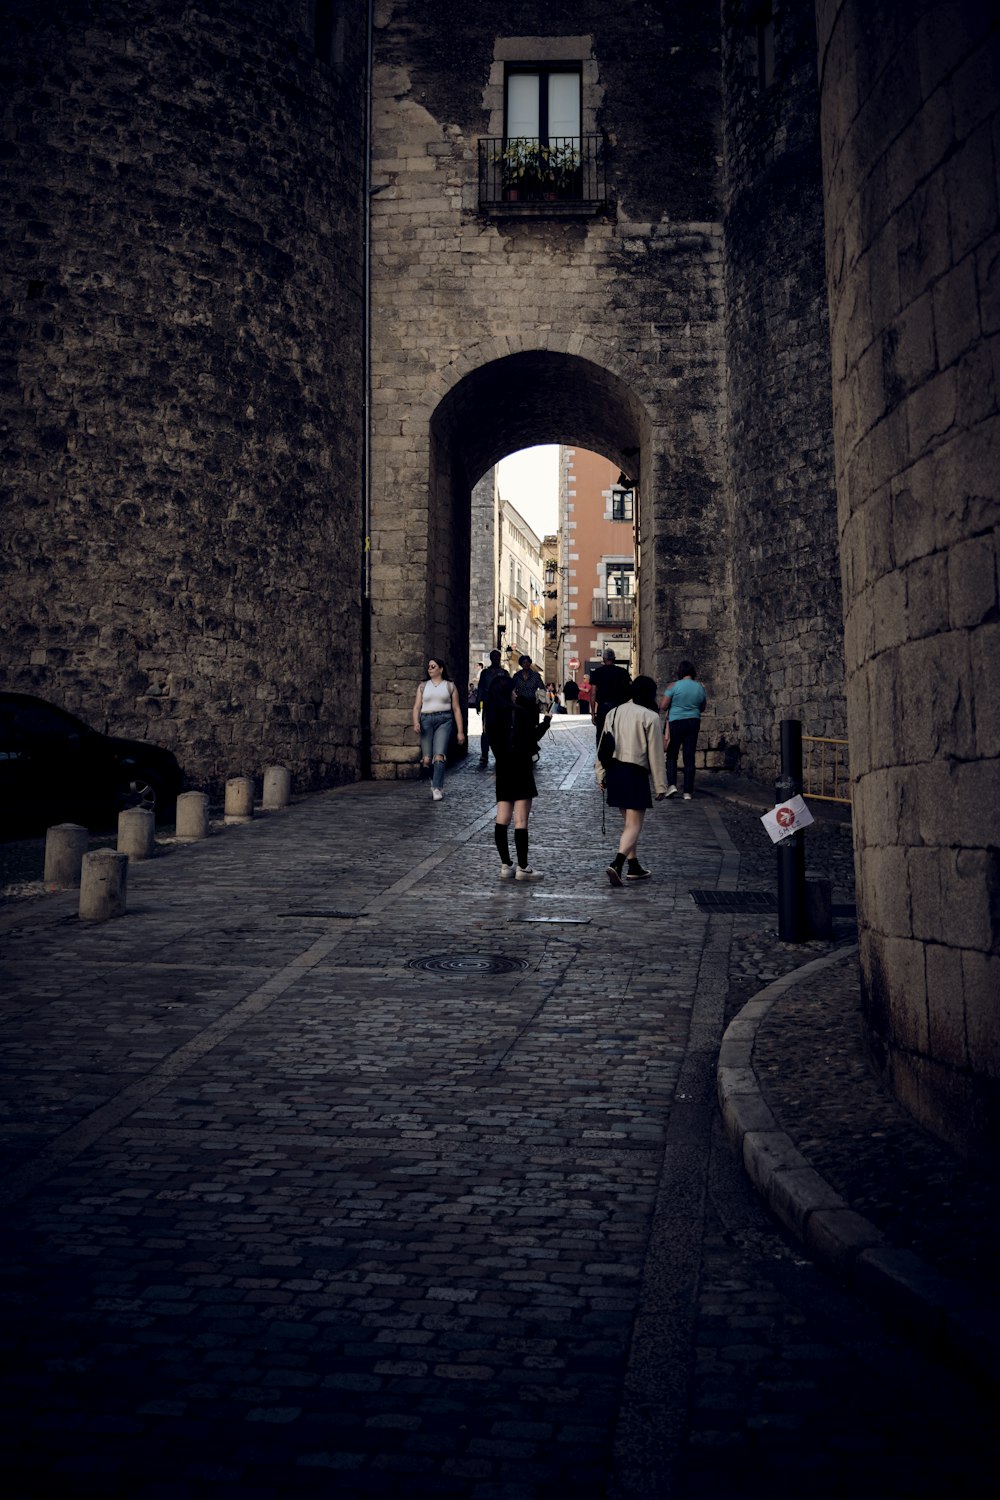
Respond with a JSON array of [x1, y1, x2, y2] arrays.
[[496, 445, 559, 539]]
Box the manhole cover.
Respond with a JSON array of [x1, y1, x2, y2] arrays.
[[408, 954, 529, 975], [689, 890, 777, 912]]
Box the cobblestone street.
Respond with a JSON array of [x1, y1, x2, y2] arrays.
[[0, 720, 992, 1498]]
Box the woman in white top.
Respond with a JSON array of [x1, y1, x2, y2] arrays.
[[598, 675, 668, 884], [412, 656, 466, 800]]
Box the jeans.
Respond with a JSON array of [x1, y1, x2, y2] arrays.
[[666, 717, 700, 794], [420, 711, 454, 790]]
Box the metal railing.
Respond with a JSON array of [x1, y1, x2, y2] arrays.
[[592, 596, 634, 627], [802, 735, 851, 805], [478, 135, 607, 210]]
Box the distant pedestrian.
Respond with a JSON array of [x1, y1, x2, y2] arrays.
[[484, 670, 546, 882], [512, 654, 546, 723], [590, 648, 632, 740], [599, 675, 667, 885], [412, 656, 465, 801], [577, 677, 593, 716], [563, 677, 580, 714], [661, 659, 707, 801], [475, 649, 505, 769]]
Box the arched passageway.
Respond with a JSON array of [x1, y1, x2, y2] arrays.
[[368, 347, 735, 778]]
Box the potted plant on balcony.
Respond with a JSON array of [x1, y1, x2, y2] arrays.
[[547, 139, 582, 200], [492, 137, 543, 200]]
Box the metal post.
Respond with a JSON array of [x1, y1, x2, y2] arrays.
[[776, 718, 807, 941]]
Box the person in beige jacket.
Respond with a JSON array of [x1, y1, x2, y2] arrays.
[[597, 675, 668, 885]]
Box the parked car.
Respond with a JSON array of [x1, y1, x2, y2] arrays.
[[0, 692, 183, 837]]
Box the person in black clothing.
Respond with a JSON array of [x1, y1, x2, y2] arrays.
[[589, 648, 632, 740], [475, 649, 505, 768], [483, 671, 548, 882], [562, 678, 580, 713]]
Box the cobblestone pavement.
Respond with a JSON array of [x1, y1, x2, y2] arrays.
[[0, 720, 993, 1497]]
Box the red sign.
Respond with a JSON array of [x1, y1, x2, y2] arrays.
[[776, 807, 795, 828], [568, 657, 579, 670]]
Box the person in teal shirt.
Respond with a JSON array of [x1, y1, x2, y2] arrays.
[[660, 660, 707, 799]]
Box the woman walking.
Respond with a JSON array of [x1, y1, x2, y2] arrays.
[[412, 656, 465, 801], [598, 675, 668, 886], [661, 659, 708, 800], [484, 670, 545, 882]]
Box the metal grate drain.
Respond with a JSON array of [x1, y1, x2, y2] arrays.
[[408, 954, 530, 975]]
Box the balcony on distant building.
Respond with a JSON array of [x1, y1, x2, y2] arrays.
[[478, 136, 608, 215], [592, 595, 635, 627]]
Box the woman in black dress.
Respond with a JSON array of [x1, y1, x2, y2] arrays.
[[484, 671, 548, 883]]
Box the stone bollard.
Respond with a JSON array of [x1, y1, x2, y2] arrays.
[[262, 765, 291, 811], [118, 806, 156, 861], [175, 790, 210, 840], [79, 849, 128, 921], [224, 775, 255, 823], [44, 823, 91, 888]]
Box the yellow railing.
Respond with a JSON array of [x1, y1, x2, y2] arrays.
[[802, 735, 851, 805]]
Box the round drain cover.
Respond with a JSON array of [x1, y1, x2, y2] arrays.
[[408, 953, 529, 975]]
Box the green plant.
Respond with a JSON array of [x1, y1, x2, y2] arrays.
[[491, 137, 582, 198]]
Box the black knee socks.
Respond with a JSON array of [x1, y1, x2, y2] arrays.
[[494, 823, 511, 863], [514, 828, 529, 868]]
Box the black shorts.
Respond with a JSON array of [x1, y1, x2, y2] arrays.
[[605, 759, 652, 811]]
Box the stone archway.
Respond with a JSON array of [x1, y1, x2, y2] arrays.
[[368, 341, 735, 778]]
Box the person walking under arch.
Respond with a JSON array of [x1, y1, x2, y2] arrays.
[[590, 647, 632, 741], [475, 649, 505, 769], [661, 659, 707, 800], [599, 675, 667, 885], [412, 656, 465, 801], [484, 670, 546, 882]]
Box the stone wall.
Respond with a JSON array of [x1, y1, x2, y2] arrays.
[[721, 0, 845, 782], [367, 1, 739, 776], [816, 0, 1000, 1158], [0, 0, 368, 796]]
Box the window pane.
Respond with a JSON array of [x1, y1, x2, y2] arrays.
[[548, 73, 580, 141], [507, 73, 539, 138]]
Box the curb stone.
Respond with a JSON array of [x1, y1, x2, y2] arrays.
[[718, 944, 1000, 1392]]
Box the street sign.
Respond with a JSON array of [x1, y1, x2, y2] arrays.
[[568, 657, 579, 669]]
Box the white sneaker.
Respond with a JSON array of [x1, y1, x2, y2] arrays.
[[683, 792, 692, 801], [498, 862, 516, 880], [665, 785, 678, 797], [515, 866, 543, 881], [432, 788, 444, 801]]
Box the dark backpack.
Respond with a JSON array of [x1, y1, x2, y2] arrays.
[[597, 708, 618, 770]]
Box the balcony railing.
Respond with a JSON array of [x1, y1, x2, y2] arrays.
[[479, 136, 607, 213], [510, 583, 528, 608], [592, 596, 635, 627]]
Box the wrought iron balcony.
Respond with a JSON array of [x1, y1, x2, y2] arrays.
[[478, 136, 608, 214], [592, 596, 635, 627]]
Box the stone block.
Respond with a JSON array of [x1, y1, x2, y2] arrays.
[[925, 943, 969, 1068], [947, 123, 997, 264], [962, 949, 1000, 1076], [883, 935, 929, 1050], [904, 552, 949, 639], [947, 532, 997, 629], [933, 253, 979, 369], [907, 846, 944, 944]]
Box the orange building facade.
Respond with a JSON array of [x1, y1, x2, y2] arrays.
[[556, 447, 637, 690]]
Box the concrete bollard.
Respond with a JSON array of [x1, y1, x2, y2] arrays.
[[118, 806, 156, 861], [175, 790, 210, 840], [224, 775, 255, 823], [44, 823, 91, 888], [79, 849, 128, 921], [262, 765, 291, 811]]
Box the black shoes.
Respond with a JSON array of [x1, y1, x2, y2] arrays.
[[606, 862, 624, 887], [626, 863, 651, 880]]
